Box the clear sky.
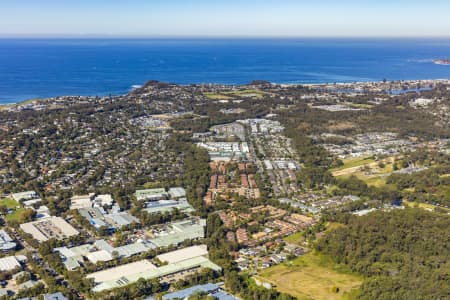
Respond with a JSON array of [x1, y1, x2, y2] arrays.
[[1, 0, 450, 37]]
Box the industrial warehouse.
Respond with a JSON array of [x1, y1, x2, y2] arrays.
[[87, 245, 221, 292]]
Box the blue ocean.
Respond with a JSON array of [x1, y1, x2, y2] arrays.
[[1, 38, 450, 104]]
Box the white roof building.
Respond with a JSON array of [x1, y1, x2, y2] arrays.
[[23, 198, 42, 207], [135, 188, 168, 201], [11, 191, 38, 202], [20, 216, 79, 242], [168, 187, 186, 199], [156, 245, 208, 264], [0, 230, 16, 251], [55, 239, 153, 269], [93, 194, 114, 207], [70, 194, 95, 210], [43, 292, 69, 300], [0, 255, 26, 272], [87, 247, 221, 292], [86, 250, 113, 264], [87, 260, 157, 283]]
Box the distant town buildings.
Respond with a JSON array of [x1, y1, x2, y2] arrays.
[[197, 142, 249, 161], [237, 119, 284, 135]]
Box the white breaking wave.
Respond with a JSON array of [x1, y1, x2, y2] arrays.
[[407, 58, 434, 63]]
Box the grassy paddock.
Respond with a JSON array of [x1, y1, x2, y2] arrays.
[[5, 208, 26, 222], [332, 156, 375, 172], [283, 231, 304, 245], [229, 89, 266, 98], [403, 200, 450, 213], [204, 92, 234, 100], [0, 198, 19, 209], [204, 89, 267, 100], [332, 156, 397, 187], [258, 252, 362, 300]]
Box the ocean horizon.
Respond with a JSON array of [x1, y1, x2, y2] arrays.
[[1, 38, 450, 104]]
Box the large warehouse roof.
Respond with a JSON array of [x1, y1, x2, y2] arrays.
[[156, 245, 208, 264], [20, 216, 79, 242], [90, 256, 221, 292], [87, 244, 221, 292], [0, 256, 20, 271]]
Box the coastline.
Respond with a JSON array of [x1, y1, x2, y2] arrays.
[[2, 78, 449, 108]]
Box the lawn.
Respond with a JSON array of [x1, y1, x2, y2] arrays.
[[332, 156, 397, 187], [229, 89, 266, 98], [363, 176, 388, 187], [1, 198, 26, 222], [403, 200, 435, 210], [204, 92, 234, 100], [283, 231, 304, 245], [347, 103, 374, 109], [336, 172, 390, 188], [18, 98, 44, 105], [204, 89, 267, 100], [403, 200, 450, 213], [0, 198, 19, 209], [5, 208, 26, 222], [332, 156, 375, 172], [143, 181, 163, 189], [258, 252, 362, 300]]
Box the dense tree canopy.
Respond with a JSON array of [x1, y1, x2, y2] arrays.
[[317, 209, 450, 299]]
